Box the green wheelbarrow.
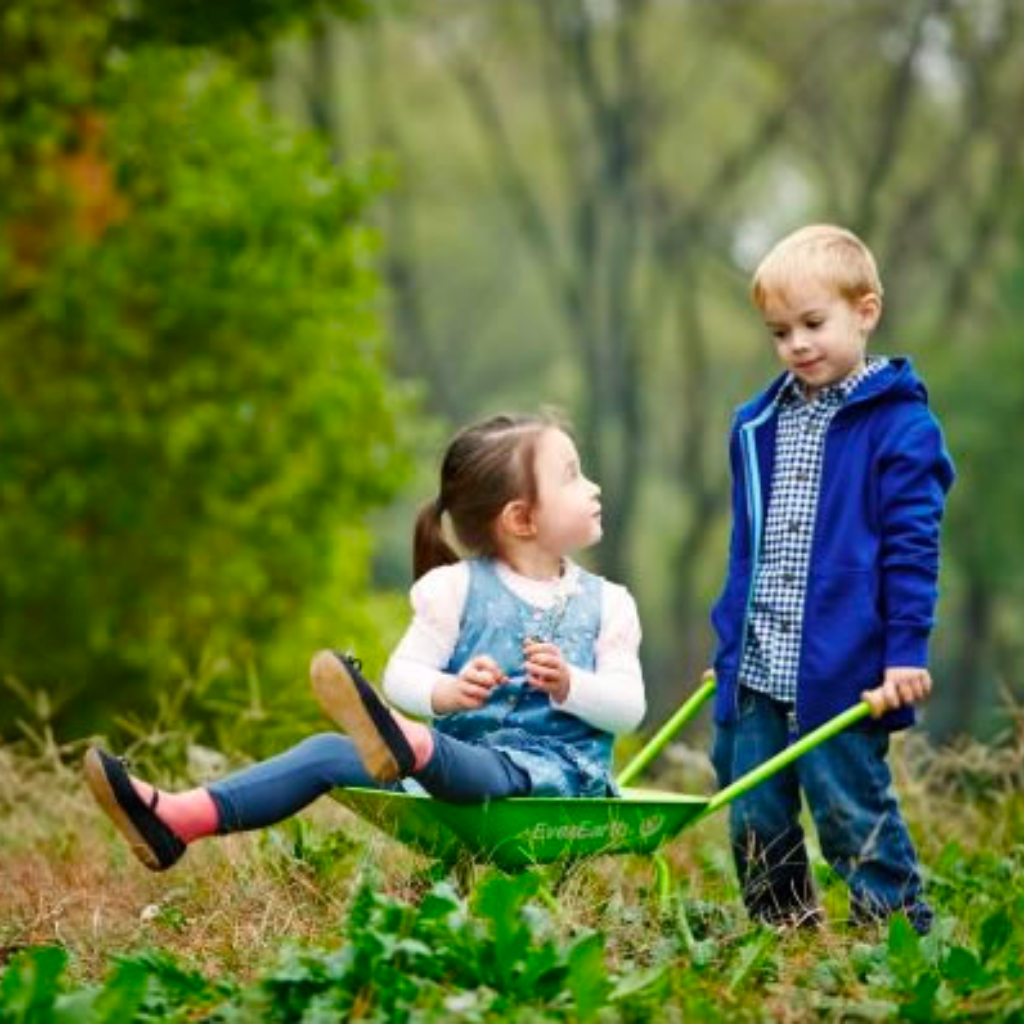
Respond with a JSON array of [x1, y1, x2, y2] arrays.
[[330, 676, 879, 872]]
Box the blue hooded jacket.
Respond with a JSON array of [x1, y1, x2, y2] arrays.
[[710, 357, 955, 734]]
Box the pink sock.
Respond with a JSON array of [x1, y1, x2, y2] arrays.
[[131, 780, 220, 843], [391, 710, 434, 772]]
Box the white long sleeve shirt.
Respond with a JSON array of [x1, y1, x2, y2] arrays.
[[382, 560, 646, 735]]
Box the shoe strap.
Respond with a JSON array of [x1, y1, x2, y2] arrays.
[[115, 754, 159, 811], [334, 649, 363, 672]]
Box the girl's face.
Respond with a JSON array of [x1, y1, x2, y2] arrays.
[[530, 429, 602, 555]]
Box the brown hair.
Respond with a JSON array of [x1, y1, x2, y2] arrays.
[[413, 412, 564, 580]]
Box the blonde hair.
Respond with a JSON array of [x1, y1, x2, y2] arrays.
[[751, 224, 883, 311]]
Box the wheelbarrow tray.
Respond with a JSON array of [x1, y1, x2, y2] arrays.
[[332, 786, 708, 870], [329, 680, 872, 869]]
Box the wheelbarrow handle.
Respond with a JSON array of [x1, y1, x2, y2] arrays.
[[614, 676, 888, 800], [615, 675, 717, 788], [696, 697, 875, 823]]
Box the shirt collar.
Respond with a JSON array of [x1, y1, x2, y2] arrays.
[[780, 355, 887, 408], [496, 557, 581, 599]]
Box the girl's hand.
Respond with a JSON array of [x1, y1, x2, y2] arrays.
[[862, 667, 933, 718], [523, 641, 571, 704], [432, 655, 506, 715]]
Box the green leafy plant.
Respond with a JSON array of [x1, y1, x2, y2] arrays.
[[0, 871, 643, 1023]]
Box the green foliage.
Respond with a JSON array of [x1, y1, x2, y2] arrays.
[[111, 0, 372, 61], [0, 8, 412, 739], [2, 829, 1023, 1022], [0, 872, 636, 1022], [0, 3, 101, 192], [0, 946, 231, 1024], [0, 946, 65, 1024], [797, 842, 1024, 1022], [869, 901, 1024, 1023]]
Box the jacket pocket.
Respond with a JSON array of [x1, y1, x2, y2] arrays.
[[803, 570, 884, 689]]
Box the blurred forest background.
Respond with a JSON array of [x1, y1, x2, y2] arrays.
[[3, 0, 1024, 755]]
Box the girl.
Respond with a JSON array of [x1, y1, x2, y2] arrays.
[[84, 413, 646, 871]]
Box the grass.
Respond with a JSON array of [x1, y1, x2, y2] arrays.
[[1, 713, 1023, 1021]]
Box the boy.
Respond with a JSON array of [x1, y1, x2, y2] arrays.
[[709, 224, 955, 934]]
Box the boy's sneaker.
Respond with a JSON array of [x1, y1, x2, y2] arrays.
[[83, 747, 186, 871], [310, 650, 416, 783]]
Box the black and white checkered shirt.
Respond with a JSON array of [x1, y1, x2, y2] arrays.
[[739, 356, 889, 704]]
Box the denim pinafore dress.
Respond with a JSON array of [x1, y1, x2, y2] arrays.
[[434, 558, 614, 797]]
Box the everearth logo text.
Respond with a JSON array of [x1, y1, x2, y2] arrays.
[[518, 814, 666, 845]]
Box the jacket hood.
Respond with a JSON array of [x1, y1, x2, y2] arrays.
[[736, 356, 929, 425]]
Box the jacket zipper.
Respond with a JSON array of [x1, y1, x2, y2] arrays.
[[735, 403, 775, 719], [735, 383, 881, 728]]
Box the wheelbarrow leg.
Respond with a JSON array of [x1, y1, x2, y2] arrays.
[[536, 872, 561, 914], [533, 859, 578, 909], [654, 852, 673, 915]]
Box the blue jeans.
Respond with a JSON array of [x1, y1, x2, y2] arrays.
[[208, 731, 531, 833], [711, 686, 932, 933]]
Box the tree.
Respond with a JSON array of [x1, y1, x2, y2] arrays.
[[283, 0, 1024, 732], [0, 4, 410, 741]]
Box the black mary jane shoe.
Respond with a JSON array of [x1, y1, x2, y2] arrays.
[[83, 747, 186, 871], [310, 649, 417, 782]]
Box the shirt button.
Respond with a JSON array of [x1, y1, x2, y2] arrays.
[[796, 470, 810, 482], [783, 574, 796, 585], [788, 521, 801, 534], [779, 620, 791, 634]]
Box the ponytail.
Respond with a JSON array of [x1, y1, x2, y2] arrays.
[[413, 497, 459, 580]]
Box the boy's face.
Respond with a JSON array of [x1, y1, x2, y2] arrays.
[[762, 283, 881, 400]]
